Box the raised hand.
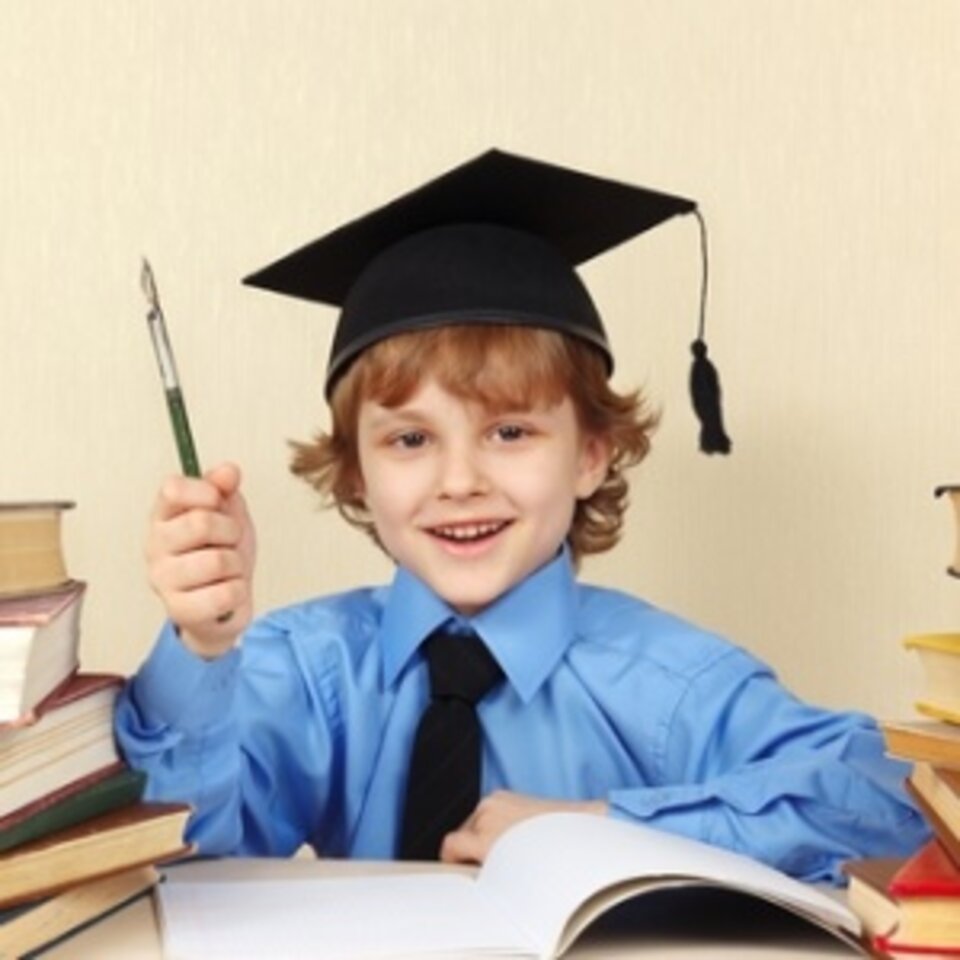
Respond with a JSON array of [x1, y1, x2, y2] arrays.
[[145, 462, 256, 658]]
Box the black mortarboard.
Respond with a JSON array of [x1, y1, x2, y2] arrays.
[[243, 149, 731, 454]]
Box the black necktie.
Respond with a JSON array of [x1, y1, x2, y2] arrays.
[[399, 627, 504, 860]]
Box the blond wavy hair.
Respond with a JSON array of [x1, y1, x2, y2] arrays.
[[290, 325, 658, 562]]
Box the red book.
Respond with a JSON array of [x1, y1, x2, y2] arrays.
[[873, 839, 960, 956], [889, 839, 960, 898]]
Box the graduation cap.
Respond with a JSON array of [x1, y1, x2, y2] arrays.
[[243, 149, 731, 454]]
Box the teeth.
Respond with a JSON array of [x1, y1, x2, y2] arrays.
[[434, 521, 505, 541]]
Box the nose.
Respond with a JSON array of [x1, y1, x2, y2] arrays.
[[436, 441, 489, 500]]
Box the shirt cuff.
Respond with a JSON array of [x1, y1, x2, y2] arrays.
[[131, 621, 241, 733]]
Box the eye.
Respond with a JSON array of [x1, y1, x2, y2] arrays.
[[491, 423, 530, 443], [389, 430, 429, 450]]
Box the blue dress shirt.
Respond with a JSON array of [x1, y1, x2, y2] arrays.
[[114, 549, 927, 882]]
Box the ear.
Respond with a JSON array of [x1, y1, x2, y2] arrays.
[[574, 433, 612, 500]]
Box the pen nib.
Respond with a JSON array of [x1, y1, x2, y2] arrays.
[[141, 257, 160, 312]]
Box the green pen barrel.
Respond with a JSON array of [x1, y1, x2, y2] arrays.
[[165, 388, 201, 478]]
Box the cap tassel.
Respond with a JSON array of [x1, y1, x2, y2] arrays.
[[689, 208, 731, 455], [690, 338, 731, 454]]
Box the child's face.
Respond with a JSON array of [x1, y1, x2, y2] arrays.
[[355, 378, 610, 614]]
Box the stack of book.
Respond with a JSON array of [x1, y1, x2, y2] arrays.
[[843, 486, 960, 958], [845, 747, 960, 958], [0, 501, 192, 957]]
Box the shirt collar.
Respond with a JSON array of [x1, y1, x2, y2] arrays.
[[380, 547, 579, 704]]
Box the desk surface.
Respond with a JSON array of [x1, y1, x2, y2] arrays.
[[46, 859, 861, 959]]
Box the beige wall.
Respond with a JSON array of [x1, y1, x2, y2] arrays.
[[2, 1, 958, 720]]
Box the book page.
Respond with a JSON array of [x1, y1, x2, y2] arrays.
[[157, 871, 536, 959], [475, 812, 861, 958], [157, 815, 862, 960]]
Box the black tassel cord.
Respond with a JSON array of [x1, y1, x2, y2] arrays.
[[689, 207, 732, 455]]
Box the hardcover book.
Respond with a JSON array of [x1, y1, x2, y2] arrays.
[[881, 719, 960, 770], [0, 580, 85, 722], [879, 838, 960, 955], [844, 842, 960, 956], [0, 765, 146, 855], [0, 801, 192, 909], [0, 864, 158, 958], [0, 501, 73, 599], [843, 856, 901, 942], [906, 763, 960, 868], [903, 633, 960, 725], [0, 673, 124, 823]]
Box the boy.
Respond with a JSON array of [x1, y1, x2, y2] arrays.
[[115, 150, 927, 881]]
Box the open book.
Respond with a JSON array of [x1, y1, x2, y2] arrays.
[[157, 812, 864, 959]]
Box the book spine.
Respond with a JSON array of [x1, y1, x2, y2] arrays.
[[904, 779, 960, 871]]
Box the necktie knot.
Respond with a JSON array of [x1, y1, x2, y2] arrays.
[[423, 629, 503, 706]]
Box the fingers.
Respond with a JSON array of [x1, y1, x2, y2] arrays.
[[151, 465, 239, 525], [438, 792, 514, 865], [437, 792, 607, 865], [151, 501, 244, 557], [439, 826, 487, 865], [154, 544, 246, 592]]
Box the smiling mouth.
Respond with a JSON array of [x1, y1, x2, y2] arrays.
[[428, 520, 512, 543]]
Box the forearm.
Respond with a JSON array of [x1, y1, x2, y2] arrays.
[[607, 748, 929, 883], [614, 649, 933, 882], [114, 624, 249, 854]]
